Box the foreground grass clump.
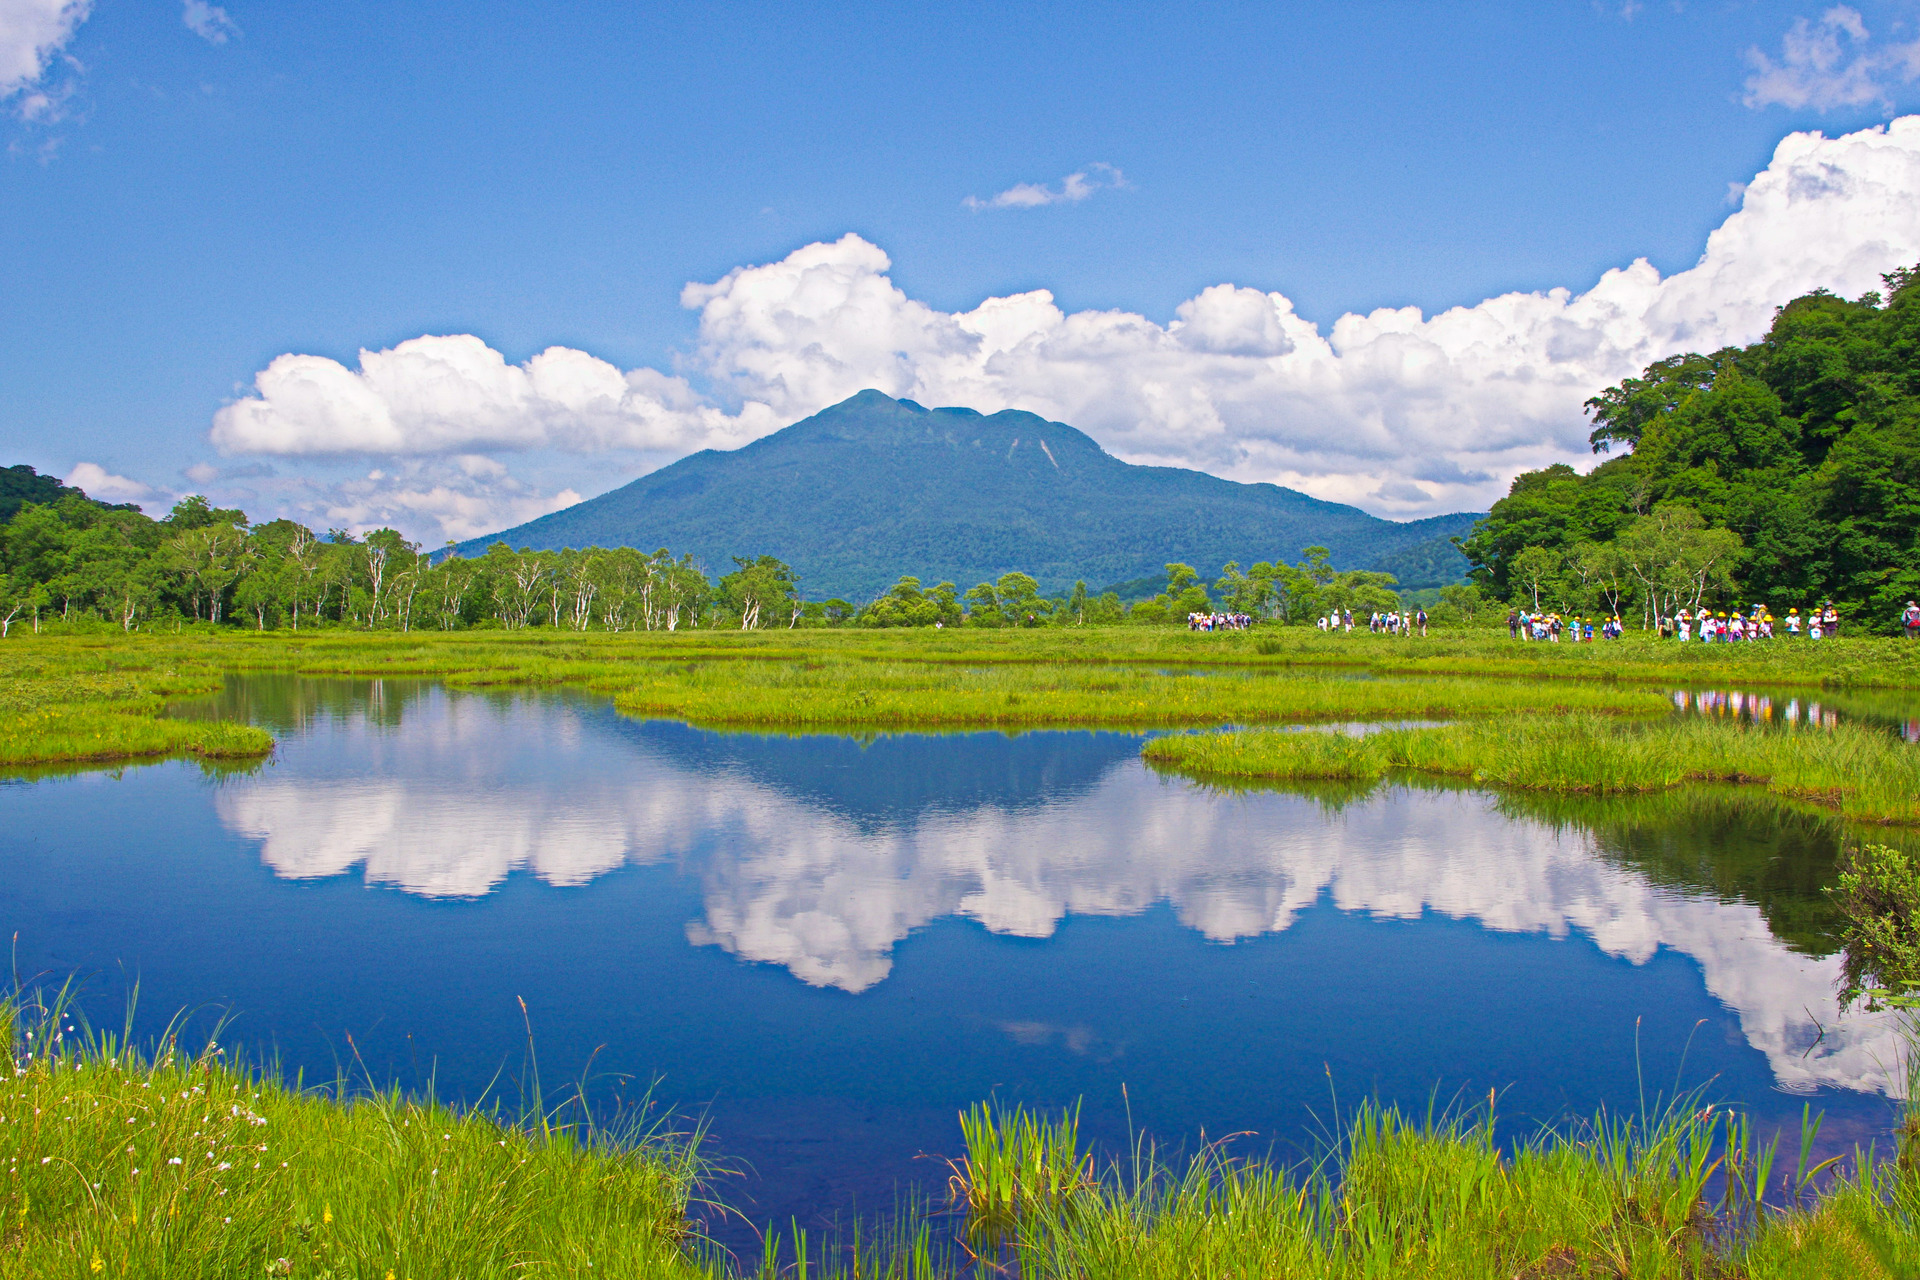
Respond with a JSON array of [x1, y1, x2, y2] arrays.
[[0, 1000, 711, 1280], [1145, 715, 1920, 826], [0, 663, 272, 768], [8, 992, 1917, 1279], [950, 1096, 1919, 1280]]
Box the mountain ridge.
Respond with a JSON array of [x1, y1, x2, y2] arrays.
[[457, 390, 1480, 600]]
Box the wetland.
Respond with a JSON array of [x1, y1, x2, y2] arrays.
[[4, 630, 1919, 1275]]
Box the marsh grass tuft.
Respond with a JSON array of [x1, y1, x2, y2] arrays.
[[954, 1077, 1920, 1279], [7, 983, 1918, 1277], [1144, 714, 1920, 826], [0, 987, 713, 1280], [946, 1102, 1092, 1245]]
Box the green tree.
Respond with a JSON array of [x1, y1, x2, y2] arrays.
[[160, 522, 253, 623], [1064, 579, 1089, 625], [993, 571, 1049, 626], [718, 555, 800, 628], [1437, 582, 1487, 626], [1508, 546, 1562, 612], [1585, 349, 1738, 453]]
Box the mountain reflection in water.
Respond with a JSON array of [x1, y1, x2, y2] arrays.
[[195, 678, 1900, 1099]]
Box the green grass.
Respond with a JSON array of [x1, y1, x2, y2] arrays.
[[8, 991, 1918, 1278], [0, 663, 273, 768], [5, 628, 1841, 768], [1143, 715, 1920, 826], [0, 994, 712, 1280], [954, 1092, 1920, 1280], [601, 661, 1672, 731]]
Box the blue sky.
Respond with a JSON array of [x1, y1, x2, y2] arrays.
[[6, 1, 1920, 538]]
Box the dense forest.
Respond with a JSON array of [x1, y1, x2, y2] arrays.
[[1460, 267, 1920, 633], [0, 471, 1438, 634]]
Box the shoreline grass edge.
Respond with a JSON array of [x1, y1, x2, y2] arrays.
[[1142, 714, 1920, 826]]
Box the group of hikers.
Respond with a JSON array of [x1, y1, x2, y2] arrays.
[[1189, 597, 1920, 640], [1315, 608, 1429, 637], [1508, 611, 1622, 642], [1502, 600, 1909, 642], [1187, 611, 1254, 632], [1662, 603, 1843, 642]]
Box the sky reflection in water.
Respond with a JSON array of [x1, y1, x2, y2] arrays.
[[1, 676, 1907, 1238]]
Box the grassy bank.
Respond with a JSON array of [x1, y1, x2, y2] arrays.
[[1143, 715, 1920, 826], [0, 631, 1703, 768], [0, 661, 272, 769], [9, 996, 1916, 1280], [16, 621, 1920, 683], [3, 625, 1916, 768], [600, 660, 1671, 731], [0, 997, 712, 1280], [953, 1095, 1919, 1280]]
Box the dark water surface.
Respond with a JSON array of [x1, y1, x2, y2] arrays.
[[1, 676, 1908, 1249]]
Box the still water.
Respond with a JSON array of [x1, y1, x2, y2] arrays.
[[0, 676, 1908, 1244]]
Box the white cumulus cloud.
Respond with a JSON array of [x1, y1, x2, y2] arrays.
[[963, 162, 1128, 211], [0, 0, 89, 112], [1744, 6, 1920, 111], [215, 117, 1920, 518], [181, 0, 238, 44], [212, 334, 780, 459], [65, 461, 153, 505], [312, 458, 582, 544]]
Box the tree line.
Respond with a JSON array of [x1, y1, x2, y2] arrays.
[[0, 473, 1450, 635], [1460, 266, 1920, 632]]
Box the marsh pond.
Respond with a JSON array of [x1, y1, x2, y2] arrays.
[[3, 675, 1914, 1246]]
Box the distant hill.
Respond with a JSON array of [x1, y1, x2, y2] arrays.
[[459, 391, 1482, 600], [0, 464, 135, 523]]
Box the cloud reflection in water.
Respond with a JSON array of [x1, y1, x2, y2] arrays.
[[213, 687, 1902, 1098]]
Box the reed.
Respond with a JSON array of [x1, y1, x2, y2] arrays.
[[1145, 715, 1920, 826], [982, 1085, 1919, 1278], [946, 1102, 1092, 1240], [0, 989, 714, 1280], [8, 986, 1916, 1278], [0, 664, 274, 767], [7, 626, 1919, 768]]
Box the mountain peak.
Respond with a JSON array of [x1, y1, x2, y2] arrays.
[[458, 395, 1480, 599]]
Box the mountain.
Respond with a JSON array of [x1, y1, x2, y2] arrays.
[[457, 391, 1483, 601]]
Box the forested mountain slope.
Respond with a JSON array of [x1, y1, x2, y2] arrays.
[[458, 391, 1478, 600]]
